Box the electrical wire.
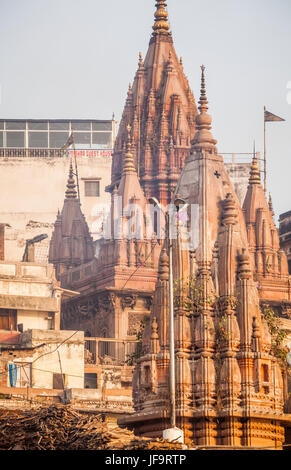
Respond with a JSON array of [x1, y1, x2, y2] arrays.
[[0, 330, 80, 378]]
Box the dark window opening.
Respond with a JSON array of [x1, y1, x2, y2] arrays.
[[0, 309, 17, 331], [84, 373, 98, 389], [53, 373, 66, 390], [144, 365, 151, 384], [84, 180, 100, 197], [262, 364, 269, 382]]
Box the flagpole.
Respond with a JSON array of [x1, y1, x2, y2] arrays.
[[264, 106, 267, 193]]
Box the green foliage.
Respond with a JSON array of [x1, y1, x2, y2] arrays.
[[125, 316, 149, 366], [174, 275, 218, 315], [216, 314, 229, 345], [262, 306, 288, 366]]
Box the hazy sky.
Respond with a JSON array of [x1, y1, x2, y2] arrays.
[[0, 0, 290, 220]]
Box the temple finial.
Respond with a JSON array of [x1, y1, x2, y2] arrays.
[[199, 65, 208, 112], [249, 154, 261, 185], [268, 192, 275, 217], [192, 65, 217, 150], [152, 1, 170, 36], [65, 160, 77, 199], [122, 125, 136, 174], [138, 52, 144, 68]]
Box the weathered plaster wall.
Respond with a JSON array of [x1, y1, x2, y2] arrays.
[[0, 330, 84, 390], [0, 155, 112, 261], [0, 225, 4, 261], [17, 310, 51, 330], [225, 161, 252, 206], [0, 261, 61, 331]]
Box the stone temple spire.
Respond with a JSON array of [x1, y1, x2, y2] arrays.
[[192, 65, 217, 151], [109, 1, 198, 206], [65, 160, 78, 199], [152, 0, 170, 36], [248, 154, 261, 185], [122, 125, 136, 175], [49, 160, 94, 280]]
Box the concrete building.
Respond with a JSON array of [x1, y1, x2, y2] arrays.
[[224, 154, 259, 206], [0, 256, 85, 391], [0, 329, 84, 390], [279, 210, 291, 274], [0, 260, 63, 331], [0, 118, 115, 262]]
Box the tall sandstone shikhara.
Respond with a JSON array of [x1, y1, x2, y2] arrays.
[[120, 62, 291, 447], [49, 1, 291, 447], [108, 0, 198, 206]]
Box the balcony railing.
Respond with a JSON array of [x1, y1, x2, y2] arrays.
[[84, 337, 139, 366]]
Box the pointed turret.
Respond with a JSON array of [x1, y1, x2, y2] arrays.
[[248, 154, 261, 185], [49, 162, 95, 280], [192, 65, 217, 152], [268, 192, 275, 217], [65, 161, 78, 199], [243, 152, 289, 291]]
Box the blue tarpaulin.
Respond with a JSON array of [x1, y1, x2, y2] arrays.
[[9, 363, 17, 387]]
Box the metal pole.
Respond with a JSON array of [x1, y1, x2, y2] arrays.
[[167, 212, 176, 428], [264, 106, 267, 193]]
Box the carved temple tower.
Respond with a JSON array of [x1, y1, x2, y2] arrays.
[[49, 162, 95, 280], [109, 0, 198, 206], [120, 67, 291, 448], [59, 128, 161, 345]]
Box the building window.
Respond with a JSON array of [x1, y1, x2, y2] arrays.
[[144, 365, 151, 384], [84, 373, 98, 389], [261, 364, 269, 382], [53, 373, 66, 390], [0, 309, 17, 331], [84, 180, 100, 197]]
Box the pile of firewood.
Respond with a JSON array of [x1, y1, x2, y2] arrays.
[[0, 405, 184, 450]]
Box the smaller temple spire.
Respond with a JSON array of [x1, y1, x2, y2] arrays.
[[159, 247, 169, 280], [192, 65, 217, 151], [65, 161, 77, 199], [268, 193, 275, 217], [122, 125, 136, 174], [152, 1, 170, 36], [199, 65, 208, 112], [249, 154, 261, 185], [138, 52, 144, 68]]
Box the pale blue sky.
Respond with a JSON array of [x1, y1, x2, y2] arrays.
[[0, 0, 290, 219]]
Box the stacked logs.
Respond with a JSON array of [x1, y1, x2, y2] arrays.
[[0, 405, 184, 450]]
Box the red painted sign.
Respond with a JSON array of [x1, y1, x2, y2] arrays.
[[68, 150, 112, 158]]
